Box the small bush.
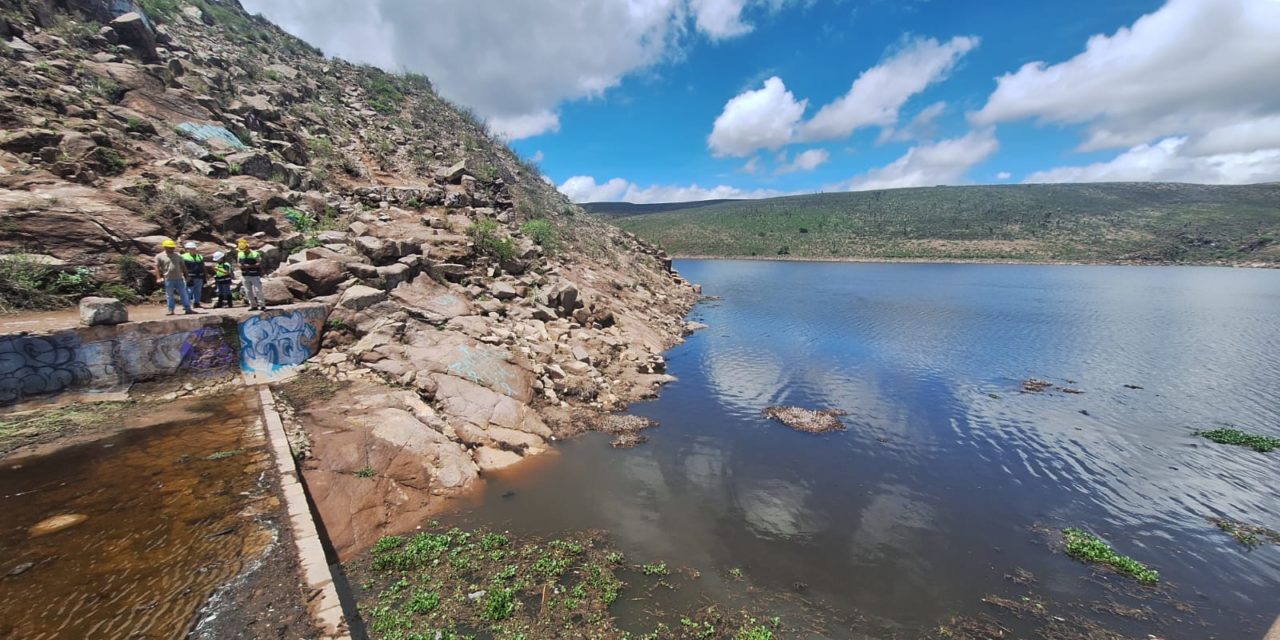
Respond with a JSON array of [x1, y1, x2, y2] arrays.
[[0, 255, 66, 312], [97, 283, 142, 304], [482, 587, 516, 621], [467, 219, 518, 262], [520, 219, 559, 253]]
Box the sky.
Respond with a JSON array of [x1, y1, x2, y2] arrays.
[[241, 0, 1280, 203]]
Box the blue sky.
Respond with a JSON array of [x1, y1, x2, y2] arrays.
[[247, 0, 1280, 202]]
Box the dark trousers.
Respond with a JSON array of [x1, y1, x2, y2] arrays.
[[214, 280, 234, 307]]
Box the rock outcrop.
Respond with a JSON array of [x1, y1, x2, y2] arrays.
[[0, 0, 697, 557]]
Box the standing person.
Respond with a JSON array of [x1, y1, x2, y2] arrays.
[[237, 238, 266, 311], [181, 241, 206, 308], [211, 251, 235, 309], [155, 239, 194, 315]]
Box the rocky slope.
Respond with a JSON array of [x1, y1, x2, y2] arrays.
[[0, 0, 698, 555]]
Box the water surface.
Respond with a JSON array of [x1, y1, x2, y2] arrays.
[[453, 261, 1280, 637]]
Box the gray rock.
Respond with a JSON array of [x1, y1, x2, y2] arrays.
[[109, 13, 158, 63], [490, 281, 518, 300], [339, 284, 387, 311], [436, 160, 468, 183], [261, 278, 296, 306], [278, 259, 347, 296], [225, 151, 273, 180], [79, 296, 127, 326]]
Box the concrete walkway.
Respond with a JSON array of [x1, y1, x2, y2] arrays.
[[0, 302, 269, 334]]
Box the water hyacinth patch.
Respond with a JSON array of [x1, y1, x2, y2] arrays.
[[1194, 428, 1280, 453], [1062, 528, 1159, 585]]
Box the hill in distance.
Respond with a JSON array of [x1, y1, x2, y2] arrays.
[[587, 182, 1280, 265]]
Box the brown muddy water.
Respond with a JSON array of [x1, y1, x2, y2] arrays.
[[0, 391, 275, 640], [443, 261, 1280, 639]]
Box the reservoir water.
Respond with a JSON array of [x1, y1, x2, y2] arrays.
[[450, 260, 1280, 638]]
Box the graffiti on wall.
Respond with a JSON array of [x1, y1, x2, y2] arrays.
[[239, 310, 321, 377], [0, 334, 93, 405], [180, 326, 238, 376]]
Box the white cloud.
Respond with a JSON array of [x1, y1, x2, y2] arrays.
[[707, 36, 977, 156], [832, 129, 999, 191], [244, 0, 804, 140], [776, 148, 830, 174], [708, 76, 808, 157], [972, 0, 1280, 153], [529, 150, 546, 164], [741, 156, 765, 175], [558, 176, 788, 203], [996, 171, 1012, 180], [878, 101, 947, 143], [1025, 137, 1280, 185], [801, 36, 978, 141]]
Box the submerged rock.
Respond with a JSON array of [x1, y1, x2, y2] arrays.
[[762, 406, 848, 434], [1022, 378, 1054, 393], [29, 513, 88, 537]]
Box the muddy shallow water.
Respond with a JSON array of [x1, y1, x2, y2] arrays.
[[0, 391, 276, 640], [447, 261, 1280, 638]]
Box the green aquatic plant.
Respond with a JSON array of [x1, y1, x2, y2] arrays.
[[204, 449, 244, 460], [641, 562, 669, 576], [1210, 517, 1280, 549], [1062, 528, 1159, 584], [1195, 428, 1280, 453]]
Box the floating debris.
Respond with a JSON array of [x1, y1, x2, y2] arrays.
[[1022, 378, 1054, 393], [610, 432, 649, 449], [590, 414, 658, 448], [1209, 517, 1280, 549], [1123, 384, 1144, 390], [1061, 387, 1085, 395], [762, 406, 848, 433]]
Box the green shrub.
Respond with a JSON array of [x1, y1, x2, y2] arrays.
[[97, 283, 142, 304], [0, 255, 66, 312], [520, 219, 559, 253], [482, 587, 516, 621], [467, 219, 518, 262]]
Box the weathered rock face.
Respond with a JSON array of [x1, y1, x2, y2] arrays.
[[1, 0, 699, 559], [79, 296, 128, 326]]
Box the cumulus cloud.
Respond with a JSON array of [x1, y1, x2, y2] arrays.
[[1024, 137, 1280, 184], [559, 176, 788, 203], [802, 36, 978, 141], [708, 77, 808, 157], [776, 149, 830, 174], [996, 171, 1012, 180], [244, 0, 804, 140], [832, 129, 999, 191], [972, 0, 1280, 153], [878, 101, 947, 144], [707, 36, 977, 156]]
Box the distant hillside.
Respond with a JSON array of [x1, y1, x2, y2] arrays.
[[605, 183, 1280, 265], [583, 199, 741, 218]]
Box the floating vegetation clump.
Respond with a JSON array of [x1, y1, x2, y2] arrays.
[[1062, 528, 1159, 585], [1210, 517, 1280, 549], [762, 406, 848, 433], [355, 524, 784, 639], [1194, 428, 1280, 453]]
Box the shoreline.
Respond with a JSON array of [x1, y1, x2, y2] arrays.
[[671, 254, 1280, 269]]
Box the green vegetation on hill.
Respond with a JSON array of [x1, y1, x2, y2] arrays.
[[594, 183, 1280, 264]]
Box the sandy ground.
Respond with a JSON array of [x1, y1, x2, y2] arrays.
[[0, 302, 299, 334]]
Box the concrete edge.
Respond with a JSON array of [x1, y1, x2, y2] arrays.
[[257, 386, 352, 640], [1266, 615, 1280, 640]]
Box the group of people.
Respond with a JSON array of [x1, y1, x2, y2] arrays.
[[154, 238, 266, 315]]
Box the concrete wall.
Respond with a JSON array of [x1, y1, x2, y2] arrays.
[[0, 304, 328, 406]]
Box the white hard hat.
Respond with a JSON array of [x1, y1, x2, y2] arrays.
[[212, 251, 226, 261], [183, 241, 198, 249]]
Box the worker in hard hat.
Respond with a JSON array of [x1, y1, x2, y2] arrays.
[[155, 239, 194, 315], [181, 241, 206, 308], [236, 238, 266, 311], [211, 250, 235, 308]]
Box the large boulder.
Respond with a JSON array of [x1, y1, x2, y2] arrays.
[[79, 296, 128, 326], [109, 13, 158, 63], [338, 284, 386, 311], [260, 278, 296, 306], [389, 274, 473, 321], [278, 258, 347, 296], [0, 129, 63, 154], [225, 152, 273, 180]]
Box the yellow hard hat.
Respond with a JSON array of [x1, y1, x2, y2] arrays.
[[162, 239, 177, 249], [237, 238, 249, 249]]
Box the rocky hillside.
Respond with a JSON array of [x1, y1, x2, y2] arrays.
[[1, 0, 698, 552]]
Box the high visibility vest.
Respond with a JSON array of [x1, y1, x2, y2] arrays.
[[213, 262, 233, 281], [238, 250, 262, 276], [181, 252, 204, 271]]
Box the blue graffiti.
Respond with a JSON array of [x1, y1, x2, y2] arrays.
[[446, 344, 517, 397], [0, 334, 92, 405], [239, 311, 319, 375]]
